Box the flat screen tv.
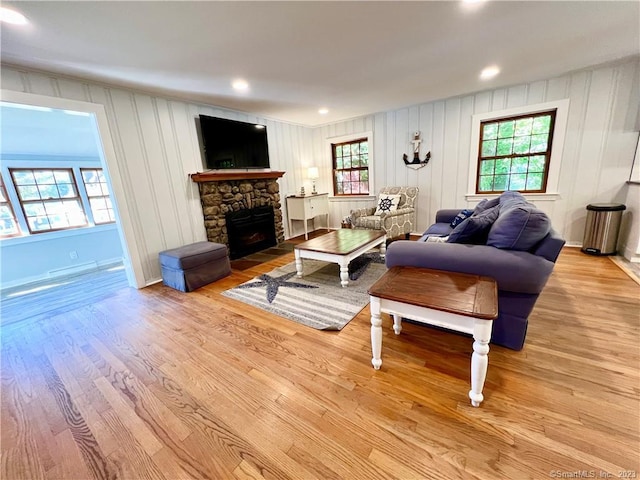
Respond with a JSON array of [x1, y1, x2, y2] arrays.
[[199, 115, 270, 170]]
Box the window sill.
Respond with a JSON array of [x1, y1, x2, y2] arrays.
[[329, 195, 376, 202], [465, 192, 561, 202]]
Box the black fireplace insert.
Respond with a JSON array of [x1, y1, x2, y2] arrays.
[[226, 206, 277, 259]]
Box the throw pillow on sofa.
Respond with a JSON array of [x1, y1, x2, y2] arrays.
[[474, 197, 500, 215], [487, 205, 551, 251], [447, 204, 500, 244], [450, 209, 474, 228], [374, 194, 401, 215]]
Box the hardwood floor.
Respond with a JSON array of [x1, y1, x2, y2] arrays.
[[1, 247, 638, 479]]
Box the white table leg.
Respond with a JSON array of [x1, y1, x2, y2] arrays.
[[392, 314, 402, 335], [294, 250, 303, 278], [469, 320, 493, 407], [370, 297, 382, 370], [339, 261, 349, 288], [380, 239, 386, 259]]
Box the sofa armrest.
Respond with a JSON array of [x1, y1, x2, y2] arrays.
[[380, 207, 414, 219], [385, 240, 555, 294], [350, 207, 376, 221], [435, 209, 462, 224]]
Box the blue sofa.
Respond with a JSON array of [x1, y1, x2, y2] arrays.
[[385, 191, 565, 350]]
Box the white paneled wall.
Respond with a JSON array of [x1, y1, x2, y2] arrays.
[[1, 67, 313, 285], [311, 58, 640, 244], [2, 57, 638, 286]]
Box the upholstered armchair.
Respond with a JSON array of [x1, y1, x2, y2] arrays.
[[349, 186, 418, 240]]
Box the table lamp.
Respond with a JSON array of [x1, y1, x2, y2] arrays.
[[308, 167, 319, 194]]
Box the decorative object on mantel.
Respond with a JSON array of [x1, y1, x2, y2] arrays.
[[403, 131, 431, 170], [300, 186, 305, 196], [308, 166, 319, 194]]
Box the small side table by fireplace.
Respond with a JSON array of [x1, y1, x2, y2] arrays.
[[368, 266, 498, 407], [286, 193, 329, 240]]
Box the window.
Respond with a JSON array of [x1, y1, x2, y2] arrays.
[[10, 168, 87, 233], [476, 110, 556, 194], [0, 177, 20, 237], [332, 137, 370, 195], [81, 168, 115, 224]]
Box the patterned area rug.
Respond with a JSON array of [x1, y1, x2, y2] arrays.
[[222, 254, 387, 330]]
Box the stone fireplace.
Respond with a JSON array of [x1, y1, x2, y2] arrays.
[[191, 171, 286, 258]]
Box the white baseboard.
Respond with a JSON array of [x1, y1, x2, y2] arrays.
[[1, 258, 124, 292]]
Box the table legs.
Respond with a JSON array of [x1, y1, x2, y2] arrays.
[[369, 298, 493, 407], [370, 297, 382, 370], [469, 320, 493, 407], [294, 250, 303, 278], [339, 259, 349, 288], [392, 314, 402, 334]]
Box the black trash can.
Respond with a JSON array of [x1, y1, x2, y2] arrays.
[[581, 203, 626, 255]]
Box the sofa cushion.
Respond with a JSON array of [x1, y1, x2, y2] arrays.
[[450, 209, 474, 228], [423, 222, 454, 237], [487, 205, 551, 251], [447, 204, 500, 244], [474, 197, 500, 214], [374, 194, 401, 215]]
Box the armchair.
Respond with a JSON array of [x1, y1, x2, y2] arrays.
[[350, 186, 418, 240]]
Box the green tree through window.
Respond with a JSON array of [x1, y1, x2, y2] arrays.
[[477, 110, 556, 194], [332, 138, 370, 195]]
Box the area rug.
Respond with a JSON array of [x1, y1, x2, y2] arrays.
[[222, 253, 387, 330]]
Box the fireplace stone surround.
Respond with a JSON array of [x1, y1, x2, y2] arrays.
[[191, 171, 286, 253]]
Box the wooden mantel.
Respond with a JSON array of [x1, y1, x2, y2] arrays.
[[190, 170, 286, 183]]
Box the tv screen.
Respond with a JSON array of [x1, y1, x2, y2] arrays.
[[199, 115, 270, 170]]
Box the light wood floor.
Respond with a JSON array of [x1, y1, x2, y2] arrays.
[[1, 247, 639, 479]]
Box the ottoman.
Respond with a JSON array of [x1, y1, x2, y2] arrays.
[[159, 241, 231, 292]]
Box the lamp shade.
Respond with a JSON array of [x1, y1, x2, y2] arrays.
[[308, 167, 319, 179]]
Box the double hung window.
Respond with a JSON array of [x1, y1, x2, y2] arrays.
[[10, 168, 87, 233], [332, 138, 370, 196], [476, 110, 556, 194], [1, 167, 115, 238]]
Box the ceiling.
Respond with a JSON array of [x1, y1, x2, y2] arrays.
[[2, 1, 639, 126]]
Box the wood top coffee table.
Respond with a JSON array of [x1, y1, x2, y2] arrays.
[[294, 229, 386, 287], [368, 266, 498, 407]]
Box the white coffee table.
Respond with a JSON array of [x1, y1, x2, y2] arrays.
[[294, 229, 386, 287]]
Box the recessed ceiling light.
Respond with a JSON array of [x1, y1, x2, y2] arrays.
[[318, 108, 329, 115], [0, 6, 28, 25], [232, 79, 249, 91], [480, 65, 500, 80]]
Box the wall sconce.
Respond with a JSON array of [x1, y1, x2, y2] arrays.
[[308, 167, 319, 194]]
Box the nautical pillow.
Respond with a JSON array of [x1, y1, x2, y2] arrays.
[[374, 194, 401, 215], [450, 209, 474, 228]]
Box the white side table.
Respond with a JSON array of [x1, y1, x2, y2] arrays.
[[286, 193, 329, 240]]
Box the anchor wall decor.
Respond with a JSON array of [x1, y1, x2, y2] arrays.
[[403, 131, 431, 170]]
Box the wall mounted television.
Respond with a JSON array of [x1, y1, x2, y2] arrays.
[[199, 115, 270, 170]]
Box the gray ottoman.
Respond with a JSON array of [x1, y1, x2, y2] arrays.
[[159, 241, 231, 292]]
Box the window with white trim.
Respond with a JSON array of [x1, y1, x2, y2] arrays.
[[0, 177, 20, 237], [477, 110, 556, 194], [468, 99, 570, 198], [10, 168, 88, 233], [81, 168, 116, 224], [331, 137, 371, 196]]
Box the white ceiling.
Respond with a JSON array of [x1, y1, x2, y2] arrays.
[[2, 1, 639, 126]]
